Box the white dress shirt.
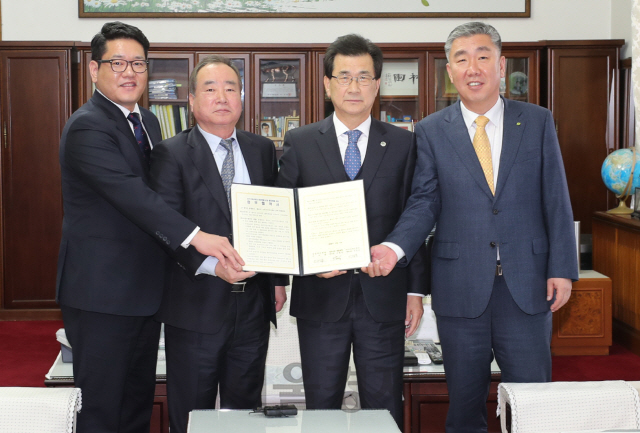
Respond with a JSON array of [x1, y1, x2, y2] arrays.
[[196, 125, 251, 276], [332, 112, 371, 165]]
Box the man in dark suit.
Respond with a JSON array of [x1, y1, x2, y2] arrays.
[[149, 55, 288, 433], [364, 22, 579, 432], [275, 34, 428, 428], [57, 23, 244, 433]]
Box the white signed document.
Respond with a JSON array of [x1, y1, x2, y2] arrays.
[[230, 180, 370, 275]]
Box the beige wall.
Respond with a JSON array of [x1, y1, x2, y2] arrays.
[[612, 0, 632, 58], [1, 0, 623, 47]]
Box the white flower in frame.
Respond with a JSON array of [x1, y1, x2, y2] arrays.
[[102, 0, 127, 6]]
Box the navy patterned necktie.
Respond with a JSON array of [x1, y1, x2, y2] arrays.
[[127, 112, 151, 164], [345, 130, 363, 180], [219, 138, 235, 209]]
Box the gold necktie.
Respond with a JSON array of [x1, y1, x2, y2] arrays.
[[473, 115, 494, 195]]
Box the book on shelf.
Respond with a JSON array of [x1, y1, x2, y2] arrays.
[[148, 79, 178, 100], [150, 104, 188, 140]]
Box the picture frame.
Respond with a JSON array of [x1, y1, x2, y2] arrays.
[[390, 122, 413, 132], [262, 82, 297, 98], [259, 119, 276, 138], [284, 117, 300, 135], [78, 0, 530, 18]]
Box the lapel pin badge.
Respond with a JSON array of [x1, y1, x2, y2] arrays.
[[380, 141, 387, 147], [516, 122, 521, 126]]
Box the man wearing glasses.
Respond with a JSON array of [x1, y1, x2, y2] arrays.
[[276, 34, 428, 429], [57, 22, 243, 433]]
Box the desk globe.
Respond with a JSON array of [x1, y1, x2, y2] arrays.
[[601, 147, 640, 214]]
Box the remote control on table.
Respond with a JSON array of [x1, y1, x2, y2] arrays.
[[423, 340, 443, 364]]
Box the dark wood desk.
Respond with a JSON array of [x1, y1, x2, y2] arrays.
[[402, 363, 502, 433], [45, 351, 502, 433]]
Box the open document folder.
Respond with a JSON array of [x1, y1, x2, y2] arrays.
[[231, 180, 370, 276]]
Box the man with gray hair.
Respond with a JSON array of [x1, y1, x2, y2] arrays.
[[150, 55, 287, 433], [364, 22, 577, 432]]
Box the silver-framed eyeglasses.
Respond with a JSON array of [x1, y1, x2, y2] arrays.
[[331, 75, 375, 86], [97, 59, 149, 74]]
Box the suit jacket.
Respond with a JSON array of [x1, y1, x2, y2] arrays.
[[150, 127, 281, 334], [276, 116, 429, 323], [56, 91, 197, 316], [386, 98, 579, 318]]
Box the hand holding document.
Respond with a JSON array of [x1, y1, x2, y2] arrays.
[[230, 180, 370, 275]]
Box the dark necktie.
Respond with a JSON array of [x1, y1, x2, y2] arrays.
[[219, 138, 235, 209], [345, 130, 363, 180], [127, 112, 151, 164]]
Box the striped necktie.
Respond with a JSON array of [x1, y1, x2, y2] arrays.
[[219, 138, 235, 209], [127, 112, 151, 164]]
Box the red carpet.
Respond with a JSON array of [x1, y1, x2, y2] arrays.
[[0, 320, 64, 387], [552, 343, 640, 382], [1, 320, 640, 387]]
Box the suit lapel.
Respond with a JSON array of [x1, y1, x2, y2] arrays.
[[237, 131, 264, 185], [442, 102, 495, 200], [316, 116, 350, 183], [92, 92, 149, 171], [495, 98, 525, 199], [187, 127, 231, 222], [359, 119, 388, 194], [140, 110, 162, 148]]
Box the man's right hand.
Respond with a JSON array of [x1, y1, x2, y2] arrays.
[[191, 231, 244, 271], [214, 261, 255, 284], [316, 270, 347, 279], [361, 244, 398, 277]]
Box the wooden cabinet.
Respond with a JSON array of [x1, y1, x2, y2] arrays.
[[146, 52, 194, 141], [150, 383, 169, 433], [0, 43, 73, 320], [254, 53, 308, 157], [547, 42, 621, 235], [593, 212, 640, 356], [403, 374, 501, 433], [551, 270, 612, 356]]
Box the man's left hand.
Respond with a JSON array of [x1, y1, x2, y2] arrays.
[[405, 295, 424, 337], [275, 285, 287, 312], [547, 278, 572, 312]]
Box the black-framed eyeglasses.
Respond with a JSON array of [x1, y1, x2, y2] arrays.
[[96, 59, 149, 74], [331, 75, 375, 86]]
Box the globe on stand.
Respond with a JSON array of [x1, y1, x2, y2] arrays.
[[601, 147, 640, 214]]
